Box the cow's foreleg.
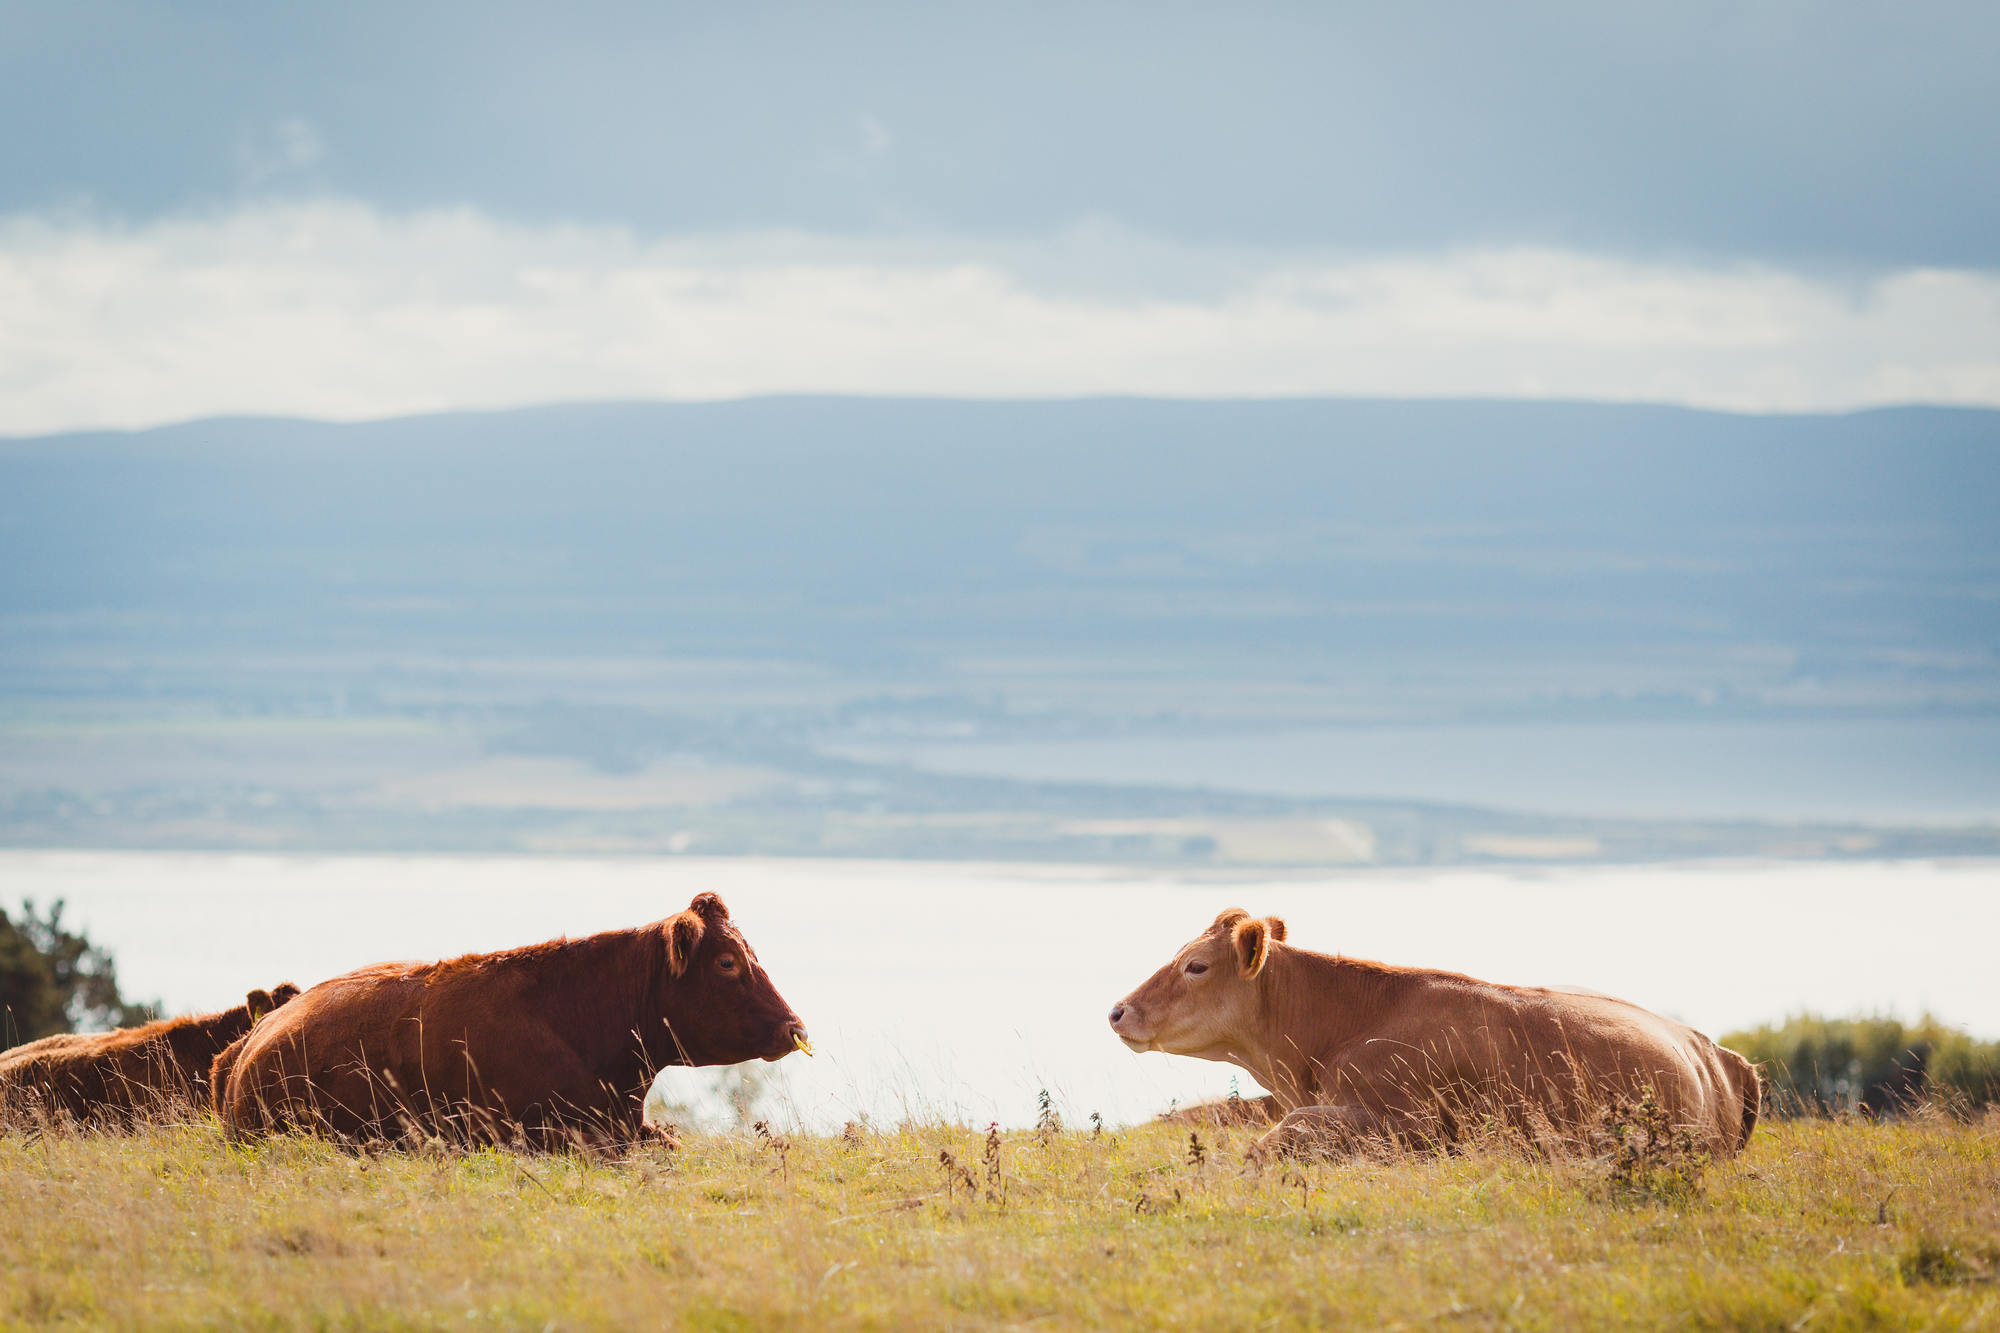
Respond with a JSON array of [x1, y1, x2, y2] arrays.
[[1158, 1094, 1282, 1128], [1251, 1102, 1434, 1161]]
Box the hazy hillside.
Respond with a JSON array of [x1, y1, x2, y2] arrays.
[[7, 397, 1997, 672], [3, 397, 1996, 859]]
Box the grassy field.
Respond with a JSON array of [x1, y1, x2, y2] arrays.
[[3, 1112, 1996, 1331]]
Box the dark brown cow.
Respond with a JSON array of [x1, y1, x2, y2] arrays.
[[0, 985, 299, 1125], [213, 893, 806, 1147], [1110, 908, 1760, 1159]]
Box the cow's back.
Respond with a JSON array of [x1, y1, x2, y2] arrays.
[[1324, 977, 1754, 1156], [216, 965, 435, 1136], [1483, 984, 1757, 1154]]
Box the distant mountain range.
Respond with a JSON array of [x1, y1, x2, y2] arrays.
[[3, 397, 1996, 860], [7, 397, 1996, 679]]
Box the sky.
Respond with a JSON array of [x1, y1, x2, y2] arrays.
[[4, 1, 1999, 434]]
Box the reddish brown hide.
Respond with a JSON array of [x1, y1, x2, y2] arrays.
[[1110, 908, 1760, 1159], [212, 893, 806, 1147], [0, 985, 300, 1125]]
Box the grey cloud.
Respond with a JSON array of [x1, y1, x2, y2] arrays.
[[2, 1, 1996, 264]]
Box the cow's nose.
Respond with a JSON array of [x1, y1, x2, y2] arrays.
[[1109, 1005, 1127, 1027], [767, 1018, 811, 1061]]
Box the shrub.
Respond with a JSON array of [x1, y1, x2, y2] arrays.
[[1723, 1013, 2000, 1116], [2, 899, 157, 1048], [1592, 1088, 1709, 1205]]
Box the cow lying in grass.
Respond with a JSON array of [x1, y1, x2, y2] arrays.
[[0, 985, 299, 1126], [1111, 908, 1759, 1160], [212, 893, 807, 1148]]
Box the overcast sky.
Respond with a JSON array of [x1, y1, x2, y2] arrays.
[[5, 1, 1998, 433]]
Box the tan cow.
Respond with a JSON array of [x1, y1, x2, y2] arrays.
[[0, 985, 299, 1126], [1109, 908, 1759, 1159], [212, 893, 807, 1147]]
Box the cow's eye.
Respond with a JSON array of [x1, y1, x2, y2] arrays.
[[1184, 960, 1209, 976], [718, 955, 738, 972]]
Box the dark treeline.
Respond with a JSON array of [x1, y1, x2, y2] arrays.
[[1723, 1014, 2000, 1117]]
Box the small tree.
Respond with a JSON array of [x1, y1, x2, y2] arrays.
[[1, 899, 156, 1049], [0, 908, 63, 1046]]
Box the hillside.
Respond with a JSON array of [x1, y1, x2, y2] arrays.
[[4, 397, 1997, 859]]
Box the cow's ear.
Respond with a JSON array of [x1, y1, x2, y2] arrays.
[[667, 909, 706, 978], [271, 983, 301, 1006], [244, 989, 273, 1020], [689, 892, 730, 921], [1232, 918, 1270, 978], [1266, 916, 1288, 943], [1211, 906, 1251, 933]]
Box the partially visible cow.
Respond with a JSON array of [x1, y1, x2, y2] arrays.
[[1110, 908, 1759, 1159], [0, 985, 300, 1126], [212, 893, 807, 1147]]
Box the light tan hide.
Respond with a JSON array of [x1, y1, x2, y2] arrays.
[[1109, 909, 1759, 1159]]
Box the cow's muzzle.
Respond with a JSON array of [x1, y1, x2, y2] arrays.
[[764, 1019, 809, 1062], [1108, 1002, 1151, 1051]]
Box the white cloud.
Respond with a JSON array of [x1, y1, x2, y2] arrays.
[[2, 200, 1999, 435]]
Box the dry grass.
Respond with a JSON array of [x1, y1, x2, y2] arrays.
[[2, 1109, 1997, 1330]]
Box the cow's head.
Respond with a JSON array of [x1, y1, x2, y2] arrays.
[[1108, 908, 1287, 1058], [658, 892, 808, 1065], [246, 983, 301, 1025]]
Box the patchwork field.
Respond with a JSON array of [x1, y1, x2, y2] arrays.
[[3, 1113, 1996, 1330]]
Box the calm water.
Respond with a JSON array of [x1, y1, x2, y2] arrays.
[[5, 852, 1996, 1131], [834, 717, 2000, 823]]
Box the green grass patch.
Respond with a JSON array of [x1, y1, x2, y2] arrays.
[[3, 1113, 1996, 1330]]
